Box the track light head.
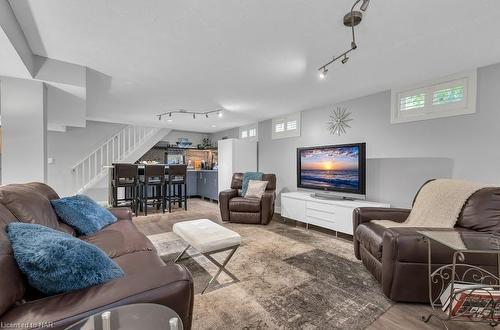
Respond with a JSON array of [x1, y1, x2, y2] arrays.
[[319, 68, 328, 79], [218, 111, 223, 118], [205, 113, 209, 118], [193, 113, 196, 119], [360, 0, 370, 12], [341, 56, 349, 64], [169, 112, 172, 117], [158, 115, 162, 121]]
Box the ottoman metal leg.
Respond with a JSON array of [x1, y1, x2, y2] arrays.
[[201, 246, 239, 294], [174, 245, 191, 263]]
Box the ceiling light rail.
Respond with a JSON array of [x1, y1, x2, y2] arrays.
[[157, 109, 224, 121], [318, 0, 370, 79]]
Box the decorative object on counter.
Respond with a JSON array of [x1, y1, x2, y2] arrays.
[[157, 108, 224, 121], [176, 138, 193, 148], [197, 137, 213, 150], [328, 107, 352, 136], [140, 160, 159, 165]]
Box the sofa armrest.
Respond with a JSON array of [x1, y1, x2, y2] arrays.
[[260, 191, 276, 225], [219, 189, 238, 222], [0, 264, 194, 330], [108, 207, 133, 221]]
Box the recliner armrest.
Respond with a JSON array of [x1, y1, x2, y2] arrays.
[[353, 207, 410, 260], [108, 207, 133, 221], [260, 191, 276, 224], [219, 189, 238, 222]]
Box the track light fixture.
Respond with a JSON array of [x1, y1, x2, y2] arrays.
[[319, 67, 328, 79], [317, 0, 370, 78], [360, 0, 370, 12], [157, 109, 225, 121]]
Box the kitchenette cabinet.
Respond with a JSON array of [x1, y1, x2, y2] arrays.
[[187, 170, 218, 201]]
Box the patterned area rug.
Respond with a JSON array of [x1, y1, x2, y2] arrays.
[[148, 221, 392, 329]]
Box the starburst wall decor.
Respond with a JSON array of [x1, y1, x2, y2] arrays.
[[328, 107, 352, 136]]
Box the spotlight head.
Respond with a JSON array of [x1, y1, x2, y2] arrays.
[[319, 68, 328, 79], [158, 115, 162, 121], [205, 113, 209, 118], [341, 56, 349, 64], [218, 111, 223, 118], [193, 113, 196, 119], [360, 0, 370, 12], [169, 112, 172, 117]]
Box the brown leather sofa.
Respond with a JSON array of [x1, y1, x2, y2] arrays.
[[0, 182, 194, 330], [353, 180, 500, 303], [219, 173, 276, 224]]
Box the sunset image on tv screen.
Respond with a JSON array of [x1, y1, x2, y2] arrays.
[[300, 146, 360, 190]]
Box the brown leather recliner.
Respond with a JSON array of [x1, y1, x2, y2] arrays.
[[219, 173, 276, 225], [0, 182, 194, 330], [353, 180, 500, 303]]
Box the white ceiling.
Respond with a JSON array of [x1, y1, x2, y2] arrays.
[[8, 0, 500, 132]]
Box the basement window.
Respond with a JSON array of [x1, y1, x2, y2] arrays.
[[272, 112, 301, 139], [239, 124, 258, 140], [391, 70, 477, 124]]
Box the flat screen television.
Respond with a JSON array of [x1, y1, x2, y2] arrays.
[[297, 143, 366, 197]]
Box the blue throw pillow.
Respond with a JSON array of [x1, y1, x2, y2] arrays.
[[51, 195, 117, 235], [7, 223, 124, 295], [242, 172, 263, 195]]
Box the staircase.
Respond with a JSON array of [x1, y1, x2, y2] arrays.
[[72, 125, 170, 195]]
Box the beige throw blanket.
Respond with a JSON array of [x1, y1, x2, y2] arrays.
[[372, 179, 490, 228]]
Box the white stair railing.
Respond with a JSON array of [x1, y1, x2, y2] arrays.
[[72, 125, 161, 193]]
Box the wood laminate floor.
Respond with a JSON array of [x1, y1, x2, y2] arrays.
[[134, 198, 494, 330]]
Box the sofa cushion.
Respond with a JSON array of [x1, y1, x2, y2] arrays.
[[229, 197, 261, 212], [51, 195, 117, 235], [0, 185, 61, 230], [20, 182, 60, 200], [113, 250, 165, 274], [0, 264, 193, 330], [0, 204, 25, 317], [7, 223, 124, 295], [355, 222, 385, 261], [81, 219, 155, 258], [458, 187, 500, 233]]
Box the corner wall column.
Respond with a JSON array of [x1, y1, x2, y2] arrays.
[[0, 77, 47, 184]]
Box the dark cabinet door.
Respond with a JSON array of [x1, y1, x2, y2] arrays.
[[205, 172, 219, 200], [197, 172, 206, 198], [187, 171, 198, 196]]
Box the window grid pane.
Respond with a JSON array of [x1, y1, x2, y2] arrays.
[[432, 86, 465, 105], [400, 93, 425, 111], [275, 123, 285, 132], [286, 120, 297, 131], [249, 128, 256, 137], [241, 130, 248, 138]]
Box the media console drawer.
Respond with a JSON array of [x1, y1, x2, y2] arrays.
[[280, 191, 390, 236]]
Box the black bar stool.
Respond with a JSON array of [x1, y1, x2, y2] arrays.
[[112, 163, 139, 214], [166, 165, 188, 213], [140, 165, 166, 216]]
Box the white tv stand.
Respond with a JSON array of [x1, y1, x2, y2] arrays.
[[280, 191, 390, 236]]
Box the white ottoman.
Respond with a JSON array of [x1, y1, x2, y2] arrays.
[[173, 219, 241, 294]]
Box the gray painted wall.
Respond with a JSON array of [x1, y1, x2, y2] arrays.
[[210, 127, 239, 146], [258, 63, 500, 208], [47, 120, 125, 197]]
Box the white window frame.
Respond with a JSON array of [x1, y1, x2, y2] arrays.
[[239, 123, 258, 140], [391, 70, 477, 124], [272, 112, 301, 140]]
